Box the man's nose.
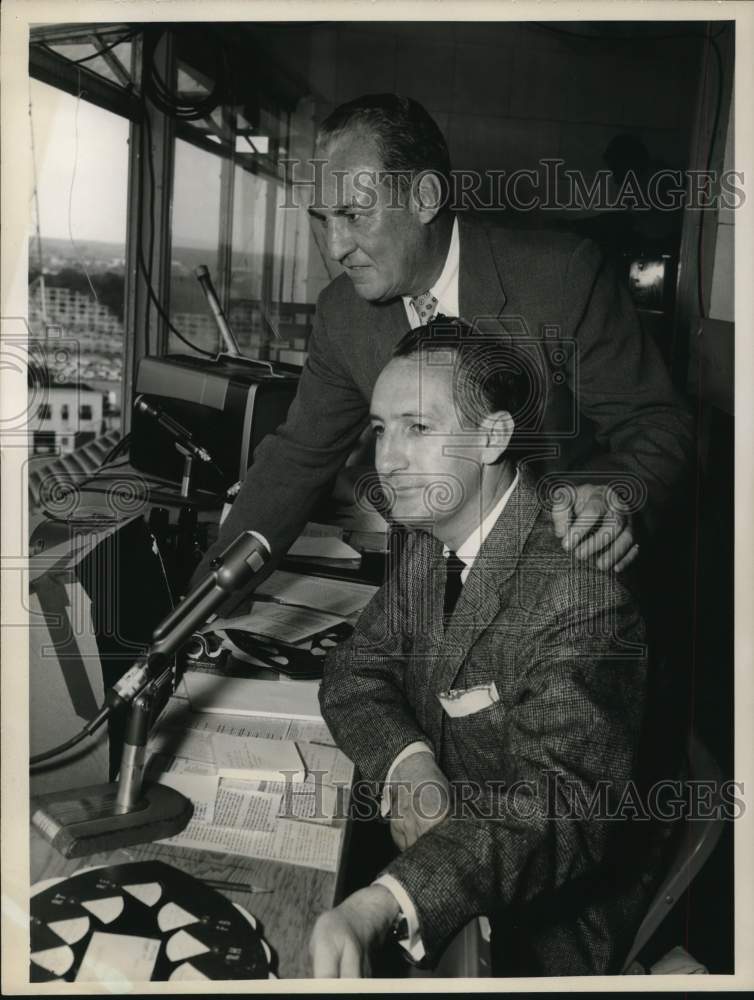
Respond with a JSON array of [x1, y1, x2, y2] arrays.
[[375, 432, 407, 477], [327, 217, 356, 263]]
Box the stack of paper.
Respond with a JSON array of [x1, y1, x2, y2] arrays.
[[176, 673, 322, 721], [287, 523, 362, 569], [210, 734, 306, 784], [149, 701, 352, 872], [255, 571, 377, 621]]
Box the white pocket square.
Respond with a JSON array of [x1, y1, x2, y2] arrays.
[[437, 681, 499, 718]]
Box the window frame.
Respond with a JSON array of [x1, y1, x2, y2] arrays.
[[29, 23, 309, 435]]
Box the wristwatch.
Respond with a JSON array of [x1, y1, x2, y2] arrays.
[[389, 912, 428, 969], [390, 913, 409, 942]]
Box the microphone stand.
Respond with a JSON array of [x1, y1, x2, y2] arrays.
[[177, 442, 196, 499], [31, 531, 271, 858], [195, 264, 241, 356]]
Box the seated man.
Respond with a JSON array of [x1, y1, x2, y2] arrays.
[[310, 318, 666, 978]]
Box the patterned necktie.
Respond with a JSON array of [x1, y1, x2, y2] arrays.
[[443, 551, 465, 629], [410, 290, 438, 325]]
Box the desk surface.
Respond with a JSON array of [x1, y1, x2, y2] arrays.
[[29, 834, 347, 980], [31, 695, 354, 981]]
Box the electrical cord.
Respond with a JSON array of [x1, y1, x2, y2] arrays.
[[140, 29, 232, 356], [97, 432, 131, 471], [142, 96, 157, 351], [150, 529, 176, 611], [142, 27, 227, 122], [136, 235, 216, 357], [696, 29, 724, 320], [30, 707, 110, 766], [137, 96, 216, 358]]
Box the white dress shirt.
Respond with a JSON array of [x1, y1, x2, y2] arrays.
[[402, 216, 460, 327], [374, 470, 520, 961]]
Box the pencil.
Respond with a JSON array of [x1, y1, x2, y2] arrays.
[[203, 878, 273, 894]]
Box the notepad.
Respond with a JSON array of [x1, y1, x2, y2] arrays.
[[178, 673, 323, 720], [287, 532, 362, 565], [210, 734, 305, 783]]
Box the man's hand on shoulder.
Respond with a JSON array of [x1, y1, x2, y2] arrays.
[[551, 482, 639, 573], [388, 752, 450, 851], [309, 884, 399, 978]]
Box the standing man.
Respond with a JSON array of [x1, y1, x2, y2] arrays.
[[192, 93, 692, 583], [309, 321, 666, 977]]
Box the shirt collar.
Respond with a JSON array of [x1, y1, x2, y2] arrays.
[[444, 469, 520, 582], [403, 216, 460, 322]]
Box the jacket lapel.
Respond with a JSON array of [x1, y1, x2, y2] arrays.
[[367, 298, 412, 377], [424, 474, 543, 736], [458, 216, 507, 329]]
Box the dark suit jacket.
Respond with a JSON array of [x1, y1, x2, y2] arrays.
[[194, 214, 693, 579], [319, 473, 664, 976]]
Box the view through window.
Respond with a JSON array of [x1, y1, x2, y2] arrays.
[[27, 52, 333, 479], [167, 137, 222, 357], [28, 77, 129, 475], [169, 96, 329, 366]]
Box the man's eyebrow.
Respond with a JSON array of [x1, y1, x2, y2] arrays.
[[369, 409, 434, 421], [307, 198, 372, 219]]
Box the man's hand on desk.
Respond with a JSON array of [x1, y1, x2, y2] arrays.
[[309, 884, 399, 978], [388, 753, 450, 852], [550, 482, 639, 573]]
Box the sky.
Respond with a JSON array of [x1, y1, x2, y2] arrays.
[[29, 78, 130, 245], [29, 77, 223, 248]]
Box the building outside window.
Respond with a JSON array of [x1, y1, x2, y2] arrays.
[[28, 78, 129, 418]]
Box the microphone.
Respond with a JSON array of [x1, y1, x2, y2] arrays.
[[108, 529, 272, 713], [133, 394, 211, 463], [195, 264, 241, 356], [30, 528, 272, 856]]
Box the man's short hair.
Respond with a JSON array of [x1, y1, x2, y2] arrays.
[[392, 317, 544, 461], [317, 93, 451, 199]]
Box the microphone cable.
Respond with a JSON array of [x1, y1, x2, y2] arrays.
[[30, 707, 110, 767]]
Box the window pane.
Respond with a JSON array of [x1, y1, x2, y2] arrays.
[[228, 164, 271, 354], [228, 163, 326, 366], [165, 91, 331, 366], [47, 38, 134, 88], [168, 138, 223, 357], [28, 78, 128, 463]]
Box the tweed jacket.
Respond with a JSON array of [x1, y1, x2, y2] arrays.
[[319, 473, 659, 975], [194, 215, 693, 579]]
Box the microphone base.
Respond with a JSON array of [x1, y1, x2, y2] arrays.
[[31, 781, 194, 859]]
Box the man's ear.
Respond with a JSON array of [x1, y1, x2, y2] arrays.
[[412, 171, 445, 224], [480, 411, 514, 464]]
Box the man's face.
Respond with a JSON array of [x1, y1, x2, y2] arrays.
[[308, 130, 429, 302], [371, 357, 492, 537]]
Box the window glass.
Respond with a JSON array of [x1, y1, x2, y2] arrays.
[[27, 77, 128, 458], [169, 90, 326, 367], [228, 162, 322, 366], [168, 138, 223, 357], [46, 37, 135, 89], [228, 164, 271, 356]]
